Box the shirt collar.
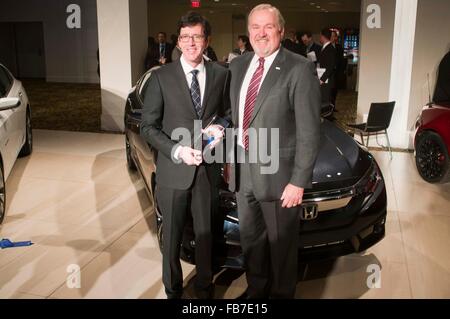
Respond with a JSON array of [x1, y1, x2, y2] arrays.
[[251, 47, 280, 67], [180, 54, 205, 76], [322, 41, 331, 50]]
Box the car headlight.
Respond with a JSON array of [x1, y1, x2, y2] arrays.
[[358, 161, 384, 213]]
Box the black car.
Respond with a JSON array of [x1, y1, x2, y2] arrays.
[[125, 67, 387, 269]]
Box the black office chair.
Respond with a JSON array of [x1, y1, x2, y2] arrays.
[[346, 101, 396, 158]]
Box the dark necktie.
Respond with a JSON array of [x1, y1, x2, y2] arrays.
[[160, 44, 165, 57], [190, 69, 202, 118], [242, 57, 265, 150]]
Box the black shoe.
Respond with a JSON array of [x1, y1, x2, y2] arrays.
[[195, 284, 215, 299], [166, 287, 183, 299], [166, 292, 182, 299]]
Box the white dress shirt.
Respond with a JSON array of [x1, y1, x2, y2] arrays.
[[174, 55, 207, 160], [179, 54, 206, 105], [238, 48, 280, 147]]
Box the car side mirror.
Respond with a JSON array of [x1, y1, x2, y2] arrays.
[[0, 97, 21, 111]]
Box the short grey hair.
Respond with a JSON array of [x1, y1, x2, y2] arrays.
[[248, 4, 285, 30]]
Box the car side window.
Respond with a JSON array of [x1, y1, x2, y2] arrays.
[[0, 66, 13, 98], [137, 71, 153, 106], [137, 66, 160, 106]]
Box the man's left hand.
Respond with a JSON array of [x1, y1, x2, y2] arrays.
[[202, 124, 225, 149], [281, 184, 304, 208]]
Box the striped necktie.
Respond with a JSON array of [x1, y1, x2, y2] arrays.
[[242, 57, 265, 150]]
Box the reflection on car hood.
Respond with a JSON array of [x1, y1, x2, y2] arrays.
[[310, 120, 372, 192]]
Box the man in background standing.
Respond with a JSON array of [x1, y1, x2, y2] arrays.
[[318, 28, 336, 108]]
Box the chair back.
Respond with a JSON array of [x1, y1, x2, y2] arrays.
[[366, 101, 395, 130]]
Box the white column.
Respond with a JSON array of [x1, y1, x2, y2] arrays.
[[388, 0, 418, 148], [96, 0, 147, 132], [358, 0, 419, 149]]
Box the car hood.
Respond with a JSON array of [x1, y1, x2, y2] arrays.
[[309, 120, 372, 192]]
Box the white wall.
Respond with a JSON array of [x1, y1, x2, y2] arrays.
[[0, 0, 99, 83], [408, 0, 450, 143], [147, 1, 360, 60], [357, 0, 396, 121]]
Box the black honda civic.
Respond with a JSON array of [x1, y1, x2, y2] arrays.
[[125, 67, 387, 269]]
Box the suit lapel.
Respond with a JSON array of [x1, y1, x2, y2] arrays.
[[174, 59, 200, 118], [249, 48, 286, 125], [200, 61, 214, 119]]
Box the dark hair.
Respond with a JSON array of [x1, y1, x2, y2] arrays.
[[238, 35, 249, 44], [238, 35, 252, 51], [321, 28, 332, 40], [157, 32, 166, 37], [177, 11, 211, 38], [300, 31, 312, 38]]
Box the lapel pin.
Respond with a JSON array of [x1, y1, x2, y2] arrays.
[[275, 67, 281, 70]]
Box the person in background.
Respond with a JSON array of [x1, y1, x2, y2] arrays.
[[282, 29, 304, 56], [330, 29, 345, 109], [233, 35, 253, 55], [156, 31, 173, 65], [318, 28, 337, 108], [300, 31, 321, 63], [204, 36, 218, 61]]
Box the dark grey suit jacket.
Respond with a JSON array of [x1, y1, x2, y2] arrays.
[[228, 47, 321, 201], [318, 44, 337, 88], [140, 59, 230, 190]]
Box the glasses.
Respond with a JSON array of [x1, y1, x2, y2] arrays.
[[179, 34, 205, 43]]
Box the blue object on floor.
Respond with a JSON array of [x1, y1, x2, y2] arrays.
[[0, 238, 33, 249]]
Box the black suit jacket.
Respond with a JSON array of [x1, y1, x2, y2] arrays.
[[157, 42, 173, 63], [282, 39, 306, 57], [140, 60, 230, 190], [228, 47, 321, 201], [318, 43, 337, 88], [306, 42, 322, 61]]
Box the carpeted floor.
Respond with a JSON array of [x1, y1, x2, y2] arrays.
[[22, 79, 102, 132], [22, 78, 359, 133]]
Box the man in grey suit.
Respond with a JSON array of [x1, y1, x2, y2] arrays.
[[228, 4, 321, 298], [140, 12, 229, 299]]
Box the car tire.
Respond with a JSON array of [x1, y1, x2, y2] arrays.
[[415, 131, 450, 184], [0, 161, 6, 224], [19, 108, 33, 157], [125, 135, 137, 171]]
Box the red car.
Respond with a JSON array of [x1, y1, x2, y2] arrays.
[[415, 51, 450, 184], [415, 103, 450, 183]]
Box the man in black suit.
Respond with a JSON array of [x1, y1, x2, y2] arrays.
[[156, 32, 173, 65], [282, 29, 305, 57], [300, 31, 322, 64], [140, 12, 230, 299], [331, 29, 346, 108], [318, 28, 337, 107], [228, 4, 321, 298]]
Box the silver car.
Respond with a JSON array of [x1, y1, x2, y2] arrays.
[[0, 63, 33, 224]]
